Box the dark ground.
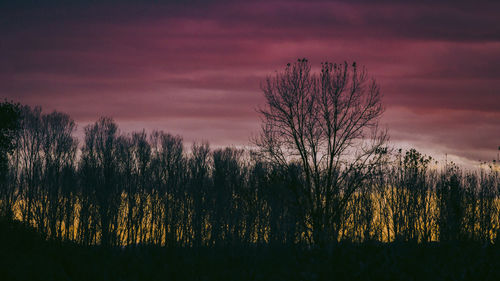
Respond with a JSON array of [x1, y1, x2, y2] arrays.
[[1, 219, 499, 281]]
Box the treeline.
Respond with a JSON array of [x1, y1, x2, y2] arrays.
[[0, 104, 499, 247]]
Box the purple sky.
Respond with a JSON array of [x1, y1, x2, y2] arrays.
[[2, 1, 500, 165]]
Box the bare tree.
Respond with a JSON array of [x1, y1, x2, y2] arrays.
[[188, 142, 211, 247], [40, 111, 78, 239], [80, 117, 120, 246], [150, 131, 185, 245], [0, 100, 21, 219], [255, 58, 387, 245]]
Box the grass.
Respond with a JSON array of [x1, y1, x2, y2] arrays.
[[1, 218, 500, 281]]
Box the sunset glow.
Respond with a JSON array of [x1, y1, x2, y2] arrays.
[[2, 1, 499, 163]]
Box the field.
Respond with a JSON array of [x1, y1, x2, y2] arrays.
[[2, 218, 500, 281]]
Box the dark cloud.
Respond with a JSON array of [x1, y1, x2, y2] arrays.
[[3, 1, 500, 41]]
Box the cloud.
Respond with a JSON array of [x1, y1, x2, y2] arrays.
[[1, 0, 499, 163]]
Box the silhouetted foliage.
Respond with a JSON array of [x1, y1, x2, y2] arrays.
[[1, 60, 500, 280], [0, 59, 500, 280], [0, 100, 21, 219], [3, 102, 499, 248], [3, 218, 500, 281], [3, 55, 500, 249]]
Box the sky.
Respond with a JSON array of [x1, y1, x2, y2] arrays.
[[1, 0, 499, 166]]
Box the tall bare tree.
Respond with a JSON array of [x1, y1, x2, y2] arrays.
[[255, 58, 387, 244], [80, 117, 120, 246]]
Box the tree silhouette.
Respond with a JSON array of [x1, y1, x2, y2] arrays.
[[255, 59, 387, 244], [0, 100, 21, 219], [80, 117, 120, 246], [1, 73, 499, 251]]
